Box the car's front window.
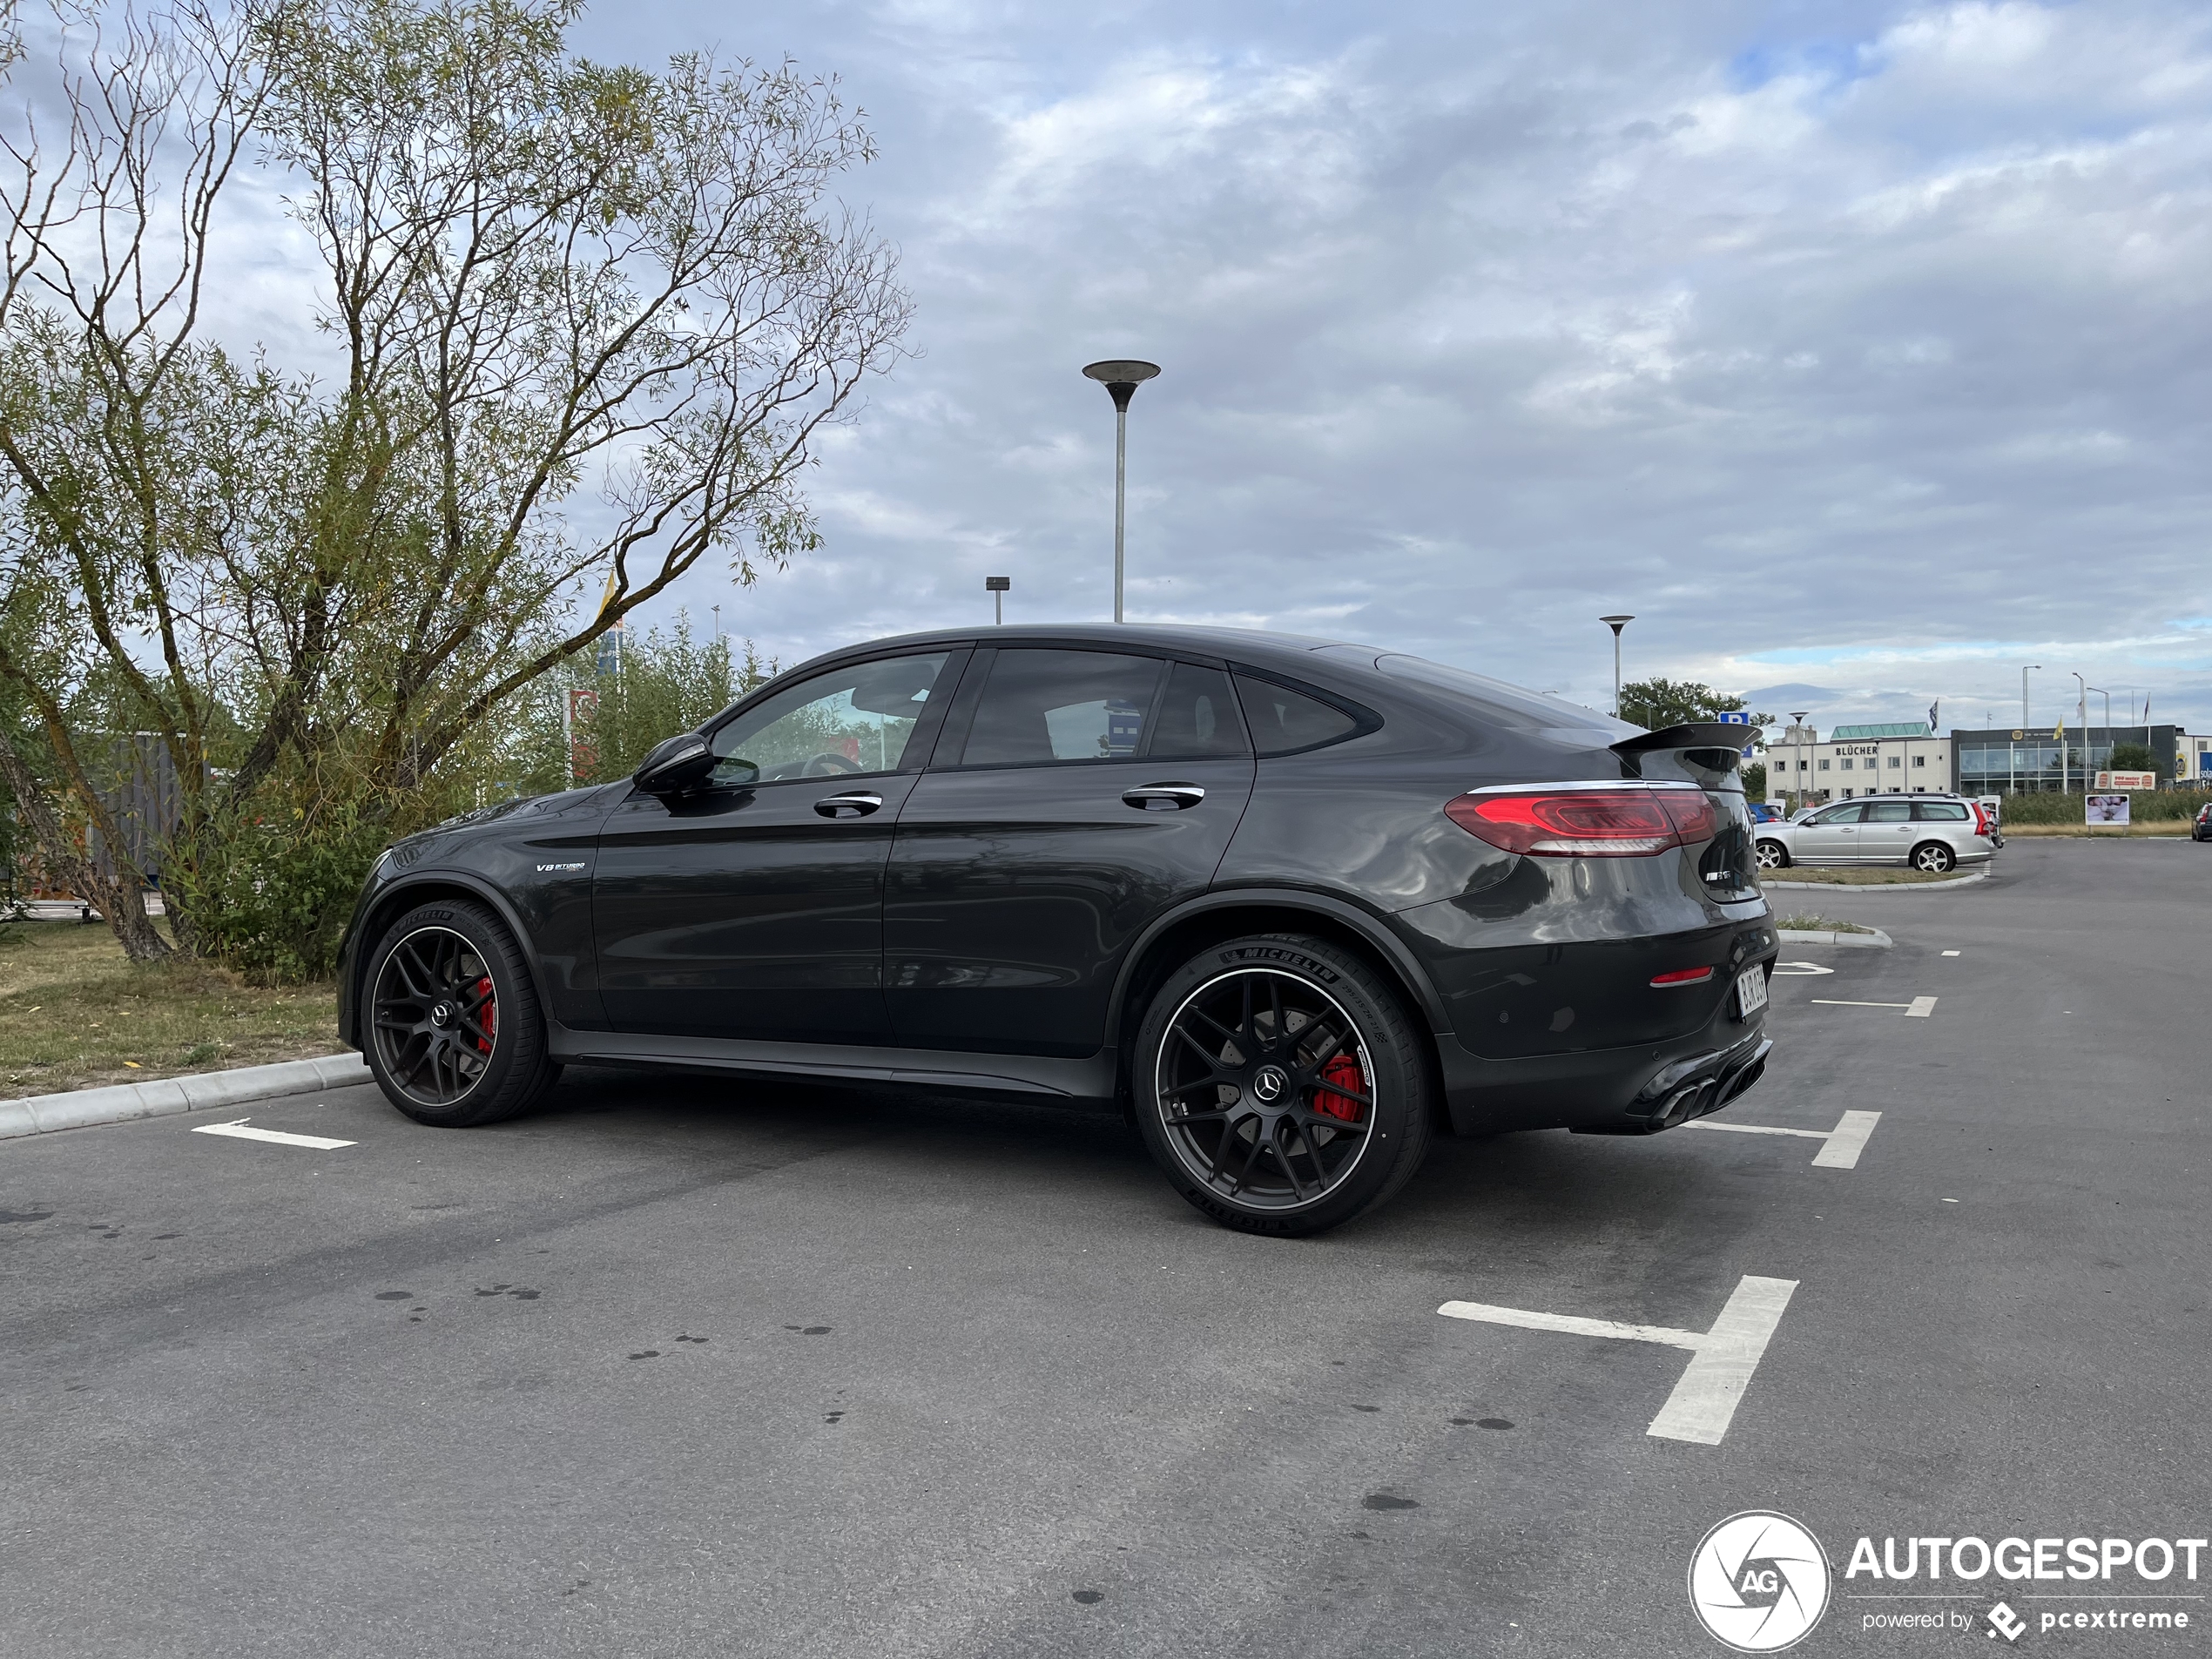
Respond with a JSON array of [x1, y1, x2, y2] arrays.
[[708, 652, 952, 785], [1812, 804, 1862, 824]]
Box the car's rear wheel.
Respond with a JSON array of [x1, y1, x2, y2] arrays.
[[1131, 934, 1433, 1237], [363, 900, 559, 1127], [1755, 838, 1790, 870], [1911, 841, 1957, 873]]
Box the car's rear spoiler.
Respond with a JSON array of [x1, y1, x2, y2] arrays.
[[1611, 723, 1752, 787]]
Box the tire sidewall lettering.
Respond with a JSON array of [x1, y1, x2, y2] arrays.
[[1213, 944, 1339, 983]]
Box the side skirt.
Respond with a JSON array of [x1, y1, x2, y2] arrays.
[[546, 1024, 1118, 1104]]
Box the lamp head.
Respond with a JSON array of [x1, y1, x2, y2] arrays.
[[1083, 359, 1161, 412]]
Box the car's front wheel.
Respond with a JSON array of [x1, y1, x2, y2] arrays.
[[362, 900, 560, 1127], [1911, 841, 1958, 873], [1755, 838, 1790, 870], [1131, 934, 1433, 1237]]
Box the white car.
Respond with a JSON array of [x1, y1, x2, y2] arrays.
[[1754, 793, 1997, 874]]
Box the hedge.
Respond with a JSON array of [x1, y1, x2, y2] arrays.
[[1992, 789, 2212, 826]]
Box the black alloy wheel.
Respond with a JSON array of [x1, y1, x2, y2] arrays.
[[1132, 934, 1433, 1237], [363, 900, 559, 1127], [1755, 839, 1790, 870], [1911, 841, 1957, 873]]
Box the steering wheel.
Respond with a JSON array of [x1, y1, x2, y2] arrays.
[[801, 752, 864, 778]]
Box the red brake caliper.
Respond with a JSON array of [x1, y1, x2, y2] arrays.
[[475, 975, 496, 1054], [1312, 1053, 1365, 1122]]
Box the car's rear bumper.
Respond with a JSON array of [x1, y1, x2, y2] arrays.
[[1431, 992, 1773, 1136]]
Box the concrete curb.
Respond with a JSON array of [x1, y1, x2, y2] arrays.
[[1773, 928, 1894, 948], [0, 1053, 368, 1143], [1762, 870, 1986, 893]]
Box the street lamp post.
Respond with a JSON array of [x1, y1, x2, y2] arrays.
[[2088, 685, 2111, 779], [1601, 616, 1634, 718], [986, 575, 1010, 625], [2019, 664, 2040, 796], [1081, 360, 1162, 623], [2068, 671, 2088, 794]]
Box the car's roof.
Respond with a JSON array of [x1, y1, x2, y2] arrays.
[[732, 624, 1644, 756], [794, 623, 1362, 677]]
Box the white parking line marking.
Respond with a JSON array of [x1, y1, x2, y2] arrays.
[[1648, 1277, 1798, 1445], [1439, 1274, 1797, 1446], [1770, 961, 1835, 977], [1687, 1121, 1826, 1140], [192, 1119, 356, 1150], [1942, 950, 1960, 957], [1683, 1109, 1883, 1169], [1809, 996, 1937, 1017], [1811, 1110, 1883, 1168]]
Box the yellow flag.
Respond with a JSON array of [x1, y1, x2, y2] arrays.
[[2053, 718, 2063, 739]]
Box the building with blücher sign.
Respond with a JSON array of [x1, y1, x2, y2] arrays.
[[1763, 720, 2198, 804], [1763, 722, 1952, 806]]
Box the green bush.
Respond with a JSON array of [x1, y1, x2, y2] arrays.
[[165, 808, 388, 983], [1993, 790, 2212, 825]]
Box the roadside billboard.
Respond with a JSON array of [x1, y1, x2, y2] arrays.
[[2085, 794, 2130, 826], [2093, 770, 2157, 790]]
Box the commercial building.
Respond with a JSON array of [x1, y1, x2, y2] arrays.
[[1764, 719, 2202, 804], [1762, 722, 1952, 806], [1950, 725, 2184, 794]]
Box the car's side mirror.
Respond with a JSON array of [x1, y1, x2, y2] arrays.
[[632, 733, 717, 797]]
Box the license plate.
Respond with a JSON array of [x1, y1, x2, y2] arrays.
[[1735, 965, 1769, 1018]]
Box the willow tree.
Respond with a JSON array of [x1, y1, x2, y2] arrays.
[[0, 0, 909, 970]]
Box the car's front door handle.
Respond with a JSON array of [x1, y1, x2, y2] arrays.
[[1122, 783, 1206, 812], [815, 792, 885, 819]]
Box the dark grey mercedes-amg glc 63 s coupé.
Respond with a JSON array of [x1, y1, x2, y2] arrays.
[[338, 626, 1777, 1235]]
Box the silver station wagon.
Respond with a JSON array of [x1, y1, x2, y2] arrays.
[[1753, 793, 1997, 874]]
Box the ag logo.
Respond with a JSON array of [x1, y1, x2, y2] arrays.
[[1689, 1511, 1831, 1652]]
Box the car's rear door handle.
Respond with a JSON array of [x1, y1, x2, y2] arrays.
[[815, 792, 885, 819], [1122, 783, 1206, 812]]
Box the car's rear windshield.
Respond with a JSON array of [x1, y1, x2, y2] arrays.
[[1374, 654, 1626, 741]]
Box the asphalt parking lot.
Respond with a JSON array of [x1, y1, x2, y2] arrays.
[[3, 839, 2207, 1657]]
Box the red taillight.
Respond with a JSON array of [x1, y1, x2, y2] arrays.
[[1971, 802, 1993, 838], [1649, 966, 1715, 988], [1444, 787, 1717, 857]]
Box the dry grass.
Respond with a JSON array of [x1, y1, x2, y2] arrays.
[[1774, 914, 1875, 933], [0, 920, 340, 1099], [1761, 864, 1979, 886]]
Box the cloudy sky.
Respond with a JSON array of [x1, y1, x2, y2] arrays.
[[308, 1, 2212, 733]]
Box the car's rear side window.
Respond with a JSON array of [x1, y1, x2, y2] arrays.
[[1148, 663, 1248, 759], [1234, 673, 1360, 757], [959, 649, 1167, 766], [1865, 801, 1912, 821], [1914, 801, 1970, 821]]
